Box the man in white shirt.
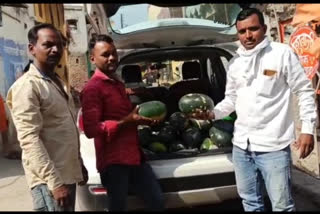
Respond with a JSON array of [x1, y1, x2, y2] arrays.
[[191, 8, 317, 211]]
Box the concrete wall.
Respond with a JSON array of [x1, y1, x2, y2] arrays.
[[263, 4, 296, 43], [67, 54, 88, 94], [0, 5, 35, 98], [64, 4, 88, 54], [64, 4, 89, 101], [85, 4, 108, 35]]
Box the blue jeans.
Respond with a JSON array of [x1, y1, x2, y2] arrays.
[[30, 183, 76, 211], [100, 162, 164, 211], [232, 145, 295, 211]]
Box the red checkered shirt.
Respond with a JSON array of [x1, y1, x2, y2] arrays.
[[80, 69, 144, 172]]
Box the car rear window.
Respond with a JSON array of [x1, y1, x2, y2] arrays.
[[108, 4, 241, 34]]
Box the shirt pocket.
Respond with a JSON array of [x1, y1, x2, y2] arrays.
[[256, 74, 277, 97]]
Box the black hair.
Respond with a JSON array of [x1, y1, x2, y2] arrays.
[[236, 7, 265, 26], [88, 34, 114, 54], [23, 60, 33, 73], [28, 23, 60, 45]]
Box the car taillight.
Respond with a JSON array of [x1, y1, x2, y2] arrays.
[[89, 186, 107, 195], [79, 115, 84, 132], [77, 109, 84, 132]]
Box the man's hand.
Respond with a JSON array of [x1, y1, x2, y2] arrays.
[[188, 109, 215, 120], [293, 133, 314, 159], [119, 106, 161, 128], [125, 88, 135, 95], [52, 185, 70, 207], [78, 164, 88, 186]]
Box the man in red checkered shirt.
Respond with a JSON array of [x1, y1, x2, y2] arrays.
[[80, 34, 164, 211]]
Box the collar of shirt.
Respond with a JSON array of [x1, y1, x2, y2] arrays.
[[28, 63, 60, 81], [236, 36, 270, 57], [93, 69, 123, 83], [28, 64, 69, 100]]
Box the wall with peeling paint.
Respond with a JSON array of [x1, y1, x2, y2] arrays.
[[64, 4, 89, 100], [0, 37, 29, 98], [0, 5, 35, 98]]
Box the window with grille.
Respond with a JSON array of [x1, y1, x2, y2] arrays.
[[67, 19, 78, 32]]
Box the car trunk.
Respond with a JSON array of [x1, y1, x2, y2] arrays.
[[117, 46, 235, 160]]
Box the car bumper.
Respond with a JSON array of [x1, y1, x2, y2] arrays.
[[76, 182, 239, 211]]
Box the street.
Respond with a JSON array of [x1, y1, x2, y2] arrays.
[[0, 150, 319, 211], [0, 155, 32, 211], [171, 190, 320, 211]]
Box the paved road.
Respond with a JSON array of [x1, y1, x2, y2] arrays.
[[0, 152, 319, 211], [169, 190, 320, 211], [0, 155, 33, 211]]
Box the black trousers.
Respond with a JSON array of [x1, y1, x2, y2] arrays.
[[100, 162, 165, 211]]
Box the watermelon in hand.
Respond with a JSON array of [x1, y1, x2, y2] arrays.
[[138, 100, 167, 120], [179, 93, 214, 114]]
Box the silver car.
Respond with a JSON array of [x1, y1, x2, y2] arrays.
[[76, 3, 245, 211]]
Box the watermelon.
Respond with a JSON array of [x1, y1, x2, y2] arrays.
[[200, 138, 218, 151], [158, 125, 177, 144], [211, 120, 234, 135], [189, 119, 212, 131], [209, 126, 233, 148], [169, 112, 189, 131], [137, 125, 153, 147], [142, 148, 155, 155], [169, 141, 186, 152], [182, 127, 203, 149], [149, 142, 167, 153], [178, 93, 214, 114], [138, 101, 167, 120], [151, 121, 166, 132]]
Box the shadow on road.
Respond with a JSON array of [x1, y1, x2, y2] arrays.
[[0, 150, 25, 180]]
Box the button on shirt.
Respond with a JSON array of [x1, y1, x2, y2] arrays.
[[80, 69, 143, 173], [213, 37, 317, 152], [6, 64, 83, 191]]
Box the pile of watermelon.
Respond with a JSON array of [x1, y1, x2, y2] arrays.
[[137, 93, 237, 154]]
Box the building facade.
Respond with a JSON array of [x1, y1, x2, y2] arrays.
[[64, 4, 89, 109], [0, 4, 35, 98]]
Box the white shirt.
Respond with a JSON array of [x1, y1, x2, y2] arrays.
[[213, 37, 317, 152]]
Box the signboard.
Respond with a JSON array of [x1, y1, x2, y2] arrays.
[[289, 26, 319, 80]]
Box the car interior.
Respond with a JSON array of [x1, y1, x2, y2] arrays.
[[118, 47, 232, 118]]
